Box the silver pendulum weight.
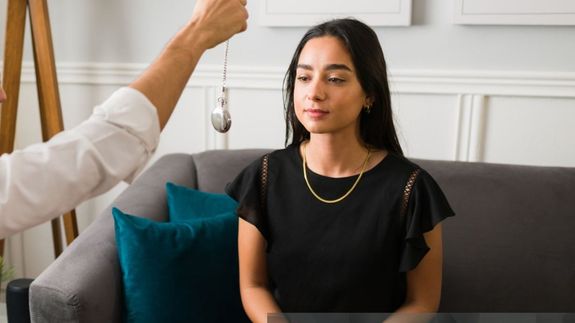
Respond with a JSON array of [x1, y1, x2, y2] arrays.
[[211, 40, 232, 133]]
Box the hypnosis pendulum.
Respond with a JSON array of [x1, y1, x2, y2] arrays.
[[211, 40, 232, 133]]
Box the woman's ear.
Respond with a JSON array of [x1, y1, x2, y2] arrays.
[[364, 96, 374, 107]]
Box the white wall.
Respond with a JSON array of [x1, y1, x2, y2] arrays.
[[1, 0, 574, 278]]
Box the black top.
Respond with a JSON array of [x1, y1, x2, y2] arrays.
[[226, 145, 455, 313]]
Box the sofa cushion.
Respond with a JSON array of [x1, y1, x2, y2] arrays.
[[113, 184, 249, 323], [166, 182, 238, 221]]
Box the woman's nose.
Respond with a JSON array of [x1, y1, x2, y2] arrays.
[[307, 79, 325, 101]]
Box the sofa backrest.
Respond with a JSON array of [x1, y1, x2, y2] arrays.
[[192, 149, 271, 193], [191, 149, 575, 312], [418, 159, 575, 312]]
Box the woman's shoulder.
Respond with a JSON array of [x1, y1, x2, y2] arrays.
[[386, 154, 449, 199], [233, 146, 296, 179], [240, 146, 292, 167], [374, 153, 445, 194], [380, 152, 423, 176], [268, 144, 297, 156], [266, 144, 299, 164]]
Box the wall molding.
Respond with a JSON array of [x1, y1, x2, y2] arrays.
[[259, 0, 412, 27], [454, 0, 575, 26], [389, 70, 575, 98], [4, 62, 574, 98], [454, 94, 486, 162]]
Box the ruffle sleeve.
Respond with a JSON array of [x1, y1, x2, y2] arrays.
[[225, 156, 269, 241], [399, 169, 455, 272]]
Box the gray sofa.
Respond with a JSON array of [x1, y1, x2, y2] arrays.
[[28, 150, 575, 322]]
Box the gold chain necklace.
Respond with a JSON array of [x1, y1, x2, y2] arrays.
[[302, 143, 371, 204]]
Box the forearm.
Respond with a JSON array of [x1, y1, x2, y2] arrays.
[[129, 22, 205, 129], [241, 286, 286, 323]]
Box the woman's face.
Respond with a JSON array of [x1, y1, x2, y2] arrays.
[[294, 36, 370, 138]]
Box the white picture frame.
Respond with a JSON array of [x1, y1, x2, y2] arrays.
[[454, 0, 575, 25], [259, 0, 412, 27]]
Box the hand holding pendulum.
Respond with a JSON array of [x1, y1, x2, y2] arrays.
[[211, 40, 232, 133]]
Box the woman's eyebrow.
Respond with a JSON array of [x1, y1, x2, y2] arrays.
[[325, 64, 352, 72], [296, 63, 352, 72]]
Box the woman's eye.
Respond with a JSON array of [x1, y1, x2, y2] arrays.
[[297, 75, 310, 82], [328, 77, 345, 84]]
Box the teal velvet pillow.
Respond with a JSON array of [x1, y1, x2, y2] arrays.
[[113, 184, 249, 323], [165, 182, 238, 222]]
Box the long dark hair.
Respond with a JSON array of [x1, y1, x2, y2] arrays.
[[283, 18, 403, 156]]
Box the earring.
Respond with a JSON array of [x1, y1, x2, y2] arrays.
[[363, 104, 372, 114]]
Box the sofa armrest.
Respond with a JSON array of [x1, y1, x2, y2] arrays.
[[29, 154, 197, 323]]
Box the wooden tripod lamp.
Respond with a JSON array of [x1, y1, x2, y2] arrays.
[[1, 0, 79, 257]]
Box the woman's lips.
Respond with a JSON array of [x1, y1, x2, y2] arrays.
[[304, 108, 329, 118]]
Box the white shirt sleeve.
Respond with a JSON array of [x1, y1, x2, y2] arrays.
[[0, 87, 161, 238]]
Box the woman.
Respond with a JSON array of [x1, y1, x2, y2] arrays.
[[226, 18, 454, 323]]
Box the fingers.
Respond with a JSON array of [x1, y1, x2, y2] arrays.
[[188, 0, 249, 49], [239, 4, 249, 32], [225, 0, 249, 35]]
